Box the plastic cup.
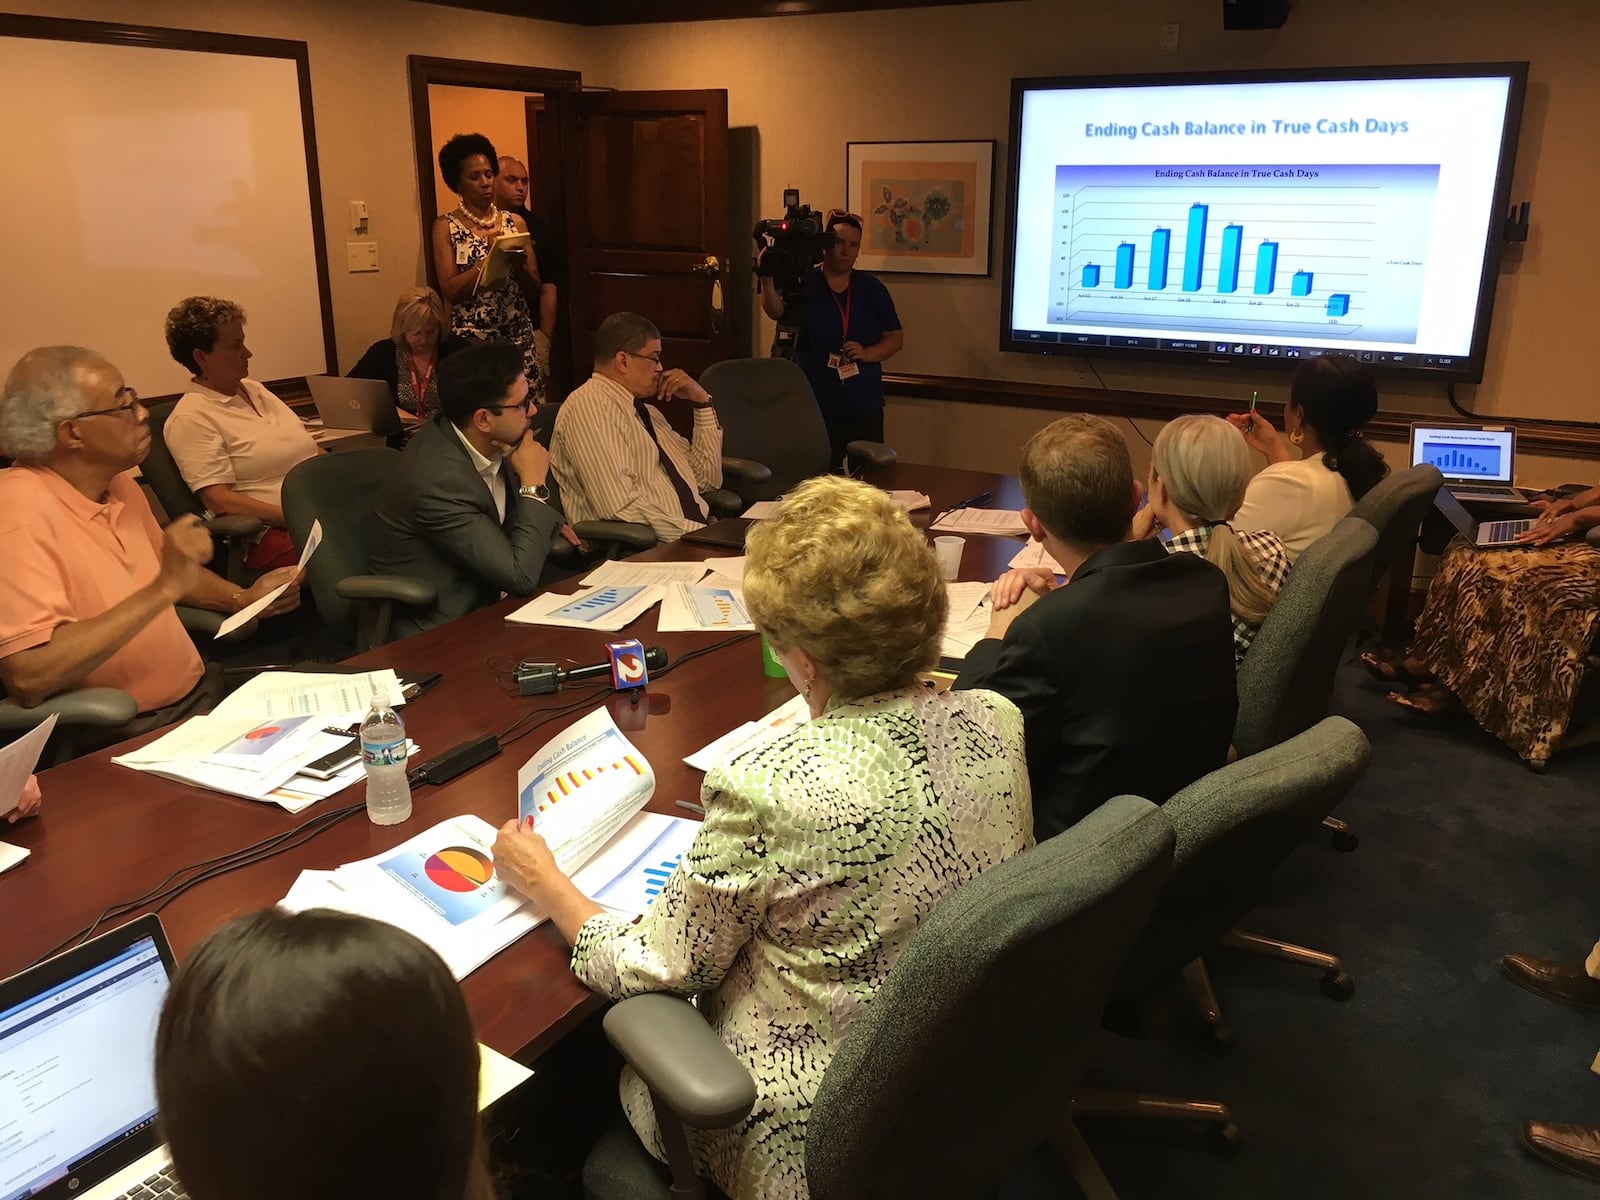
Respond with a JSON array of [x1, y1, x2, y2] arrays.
[[933, 535, 966, 581], [760, 632, 788, 678]]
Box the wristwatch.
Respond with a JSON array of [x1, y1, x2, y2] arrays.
[[518, 483, 551, 503]]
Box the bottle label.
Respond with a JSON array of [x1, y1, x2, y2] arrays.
[[361, 736, 407, 767]]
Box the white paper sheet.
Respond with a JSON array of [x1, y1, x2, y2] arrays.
[[940, 581, 995, 662], [0, 713, 56, 817], [478, 1043, 533, 1110], [702, 555, 746, 584], [587, 813, 702, 917], [504, 585, 663, 632], [1008, 541, 1065, 573], [516, 708, 656, 873], [0, 842, 31, 875], [657, 583, 755, 633], [580, 560, 709, 588], [887, 490, 932, 511], [930, 508, 1030, 536], [209, 670, 405, 723], [683, 693, 810, 772], [741, 500, 781, 519], [215, 518, 323, 638]]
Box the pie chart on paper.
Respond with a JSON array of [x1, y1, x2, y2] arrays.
[[423, 847, 495, 894]]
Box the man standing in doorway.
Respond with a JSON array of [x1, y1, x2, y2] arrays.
[[494, 156, 562, 385]]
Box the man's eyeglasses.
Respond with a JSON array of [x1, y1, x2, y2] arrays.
[[65, 387, 143, 422], [488, 398, 533, 413], [626, 351, 664, 368]]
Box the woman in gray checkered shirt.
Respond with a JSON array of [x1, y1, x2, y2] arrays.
[[1135, 414, 1292, 663]]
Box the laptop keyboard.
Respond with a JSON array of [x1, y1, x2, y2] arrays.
[[116, 1163, 189, 1199], [1482, 519, 1533, 543]]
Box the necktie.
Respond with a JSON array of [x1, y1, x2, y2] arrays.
[[633, 399, 703, 523]]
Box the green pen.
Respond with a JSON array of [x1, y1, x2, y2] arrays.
[[1247, 390, 1258, 430]]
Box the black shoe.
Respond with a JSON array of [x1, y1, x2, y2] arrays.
[[1522, 1122, 1600, 1183], [1501, 953, 1600, 1011]]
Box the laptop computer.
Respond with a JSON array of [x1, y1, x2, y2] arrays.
[[0, 914, 187, 1200], [1434, 487, 1539, 547], [1409, 422, 1527, 503], [306, 374, 403, 438]]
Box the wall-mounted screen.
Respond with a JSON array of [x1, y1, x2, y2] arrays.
[[1000, 63, 1527, 382]]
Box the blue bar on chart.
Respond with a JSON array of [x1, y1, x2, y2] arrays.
[[1081, 264, 1101, 287], [1149, 228, 1171, 290], [1254, 241, 1279, 295], [642, 861, 678, 901], [1183, 204, 1209, 292], [1115, 243, 1136, 289], [1326, 293, 1350, 317], [1218, 224, 1244, 294], [1292, 271, 1314, 296]]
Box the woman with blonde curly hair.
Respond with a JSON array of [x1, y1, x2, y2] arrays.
[[493, 475, 1032, 1200]]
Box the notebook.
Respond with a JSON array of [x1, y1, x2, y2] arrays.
[[1434, 487, 1538, 547], [306, 374, 403, 437], [0, 914, 185, 1199], [1408, 423, 1526, 503], [681, 517, 754, 550]]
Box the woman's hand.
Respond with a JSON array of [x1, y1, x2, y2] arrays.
[[1225, 411, 1293, 463], [1131, 504, 1159, 540], [990, 567, 1057, 612], [1516, 509, 1595, 546], [1531, 497, 1577, 523], [8, 775, 41, 823], [493, 818, 560, 900]]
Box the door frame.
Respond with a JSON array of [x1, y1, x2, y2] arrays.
[[406, 56, 583, 292]]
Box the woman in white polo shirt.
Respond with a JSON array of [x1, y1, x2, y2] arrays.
[[163, 296, 320, 570]]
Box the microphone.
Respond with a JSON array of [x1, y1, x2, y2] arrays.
[[516, 644, 668, 696]]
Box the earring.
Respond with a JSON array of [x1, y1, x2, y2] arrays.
[[1289, 429, 1305, 447], [803, 678, 814, 700]]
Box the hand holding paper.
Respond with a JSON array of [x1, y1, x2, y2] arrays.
[[216, 519, 321, 638]]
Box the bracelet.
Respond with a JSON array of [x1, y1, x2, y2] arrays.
[[230, 589, 244, 612]]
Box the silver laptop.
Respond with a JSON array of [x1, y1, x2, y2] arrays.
[[1434, 487, 1538, 547], [1409, 422, 1526, 502], [306, 374, 403, 437], [0, 915, 186, 1200]]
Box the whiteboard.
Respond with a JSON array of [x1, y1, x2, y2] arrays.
[[0, 27, 331, 398]]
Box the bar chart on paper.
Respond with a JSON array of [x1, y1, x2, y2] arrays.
[[592, 816, 702, 916], [1047, 163, 1439, 343]]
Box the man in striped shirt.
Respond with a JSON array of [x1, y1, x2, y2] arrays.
[[550, 312, 723, 544]]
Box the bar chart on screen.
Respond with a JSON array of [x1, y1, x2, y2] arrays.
[[1047, 163, 1438, 343]]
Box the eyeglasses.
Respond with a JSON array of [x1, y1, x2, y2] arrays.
[[825, 209, 863, 228], [65, 387, 143, 422], [488, 398, 533, 413], [626, 351, 664, 368]]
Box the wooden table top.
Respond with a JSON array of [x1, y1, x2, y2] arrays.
[[0, 463, 1024, 1061]]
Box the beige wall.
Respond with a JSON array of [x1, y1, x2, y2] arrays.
[[428, 84, 538, 217]]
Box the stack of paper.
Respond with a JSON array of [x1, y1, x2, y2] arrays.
[[1008, 541, 1065, 574], [684, 693, 810, 771], [888, 490, 932, 511], [506, 584, 663, 630], [581, 560, 709, 588], [940, 581, 994, 662], [658, 582, 755, 633], [930, 508, 1030, 536]]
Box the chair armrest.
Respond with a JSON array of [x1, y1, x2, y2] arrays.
[[0, 688, 139, 730], [720, 456, 773, 486], [602, 994, 756, 1130], [177, 605, 257, 643], [206, 513, 266, 540], [702, 489, 744, 519], [336, 575, 438, 609], [844, 440, 898, 470], [572, 521, 659, 552]]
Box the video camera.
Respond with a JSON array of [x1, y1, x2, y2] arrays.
[[753, 188, 835, 360]]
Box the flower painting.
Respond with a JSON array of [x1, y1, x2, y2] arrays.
[[847, 141, 995, 275]]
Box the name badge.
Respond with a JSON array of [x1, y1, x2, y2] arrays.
[[836, 359, 861, 380], [456, 244, 471, 266]]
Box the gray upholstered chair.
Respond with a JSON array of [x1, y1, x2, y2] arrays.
[[141, 398, 266, 584], [1347, 464, 1444, 641], [1071, 716, 1371, 1185], [699, 358, 897, 503], [581, 795, 1176, 1200], [281, 450, 436, 653], [1234, 516, 1377, 852]]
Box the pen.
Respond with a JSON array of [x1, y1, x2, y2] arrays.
[[950, 491, 992, 510], [1247, 391, 1258, 430], [676, 799, 706, 815]]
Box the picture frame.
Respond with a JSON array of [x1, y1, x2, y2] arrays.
[[845, 140, 997, 276]]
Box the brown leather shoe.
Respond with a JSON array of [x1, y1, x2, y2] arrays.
[[1501, 953, 1600, 1011], [1522, 1122, 1600, 1182]]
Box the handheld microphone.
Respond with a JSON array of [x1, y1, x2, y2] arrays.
[[516, 645, 668, 696]]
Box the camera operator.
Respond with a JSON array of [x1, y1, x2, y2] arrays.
[[760, 211, 903, 471]]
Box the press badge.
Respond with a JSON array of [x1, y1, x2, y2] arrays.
[[828, 352, 860, 380]]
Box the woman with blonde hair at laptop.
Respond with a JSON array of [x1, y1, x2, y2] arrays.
[[155, 908, 497, 1200], [348, 286, 469, 427]]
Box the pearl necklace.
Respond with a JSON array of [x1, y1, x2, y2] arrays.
[[458, 202, 500, 230]]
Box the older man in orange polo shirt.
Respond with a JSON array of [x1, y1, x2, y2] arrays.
[[0, 346, 303, 732]]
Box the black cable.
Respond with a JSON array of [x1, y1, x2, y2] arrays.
[[1446, 381, 1600, 430]]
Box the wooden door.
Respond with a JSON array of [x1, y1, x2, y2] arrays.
[[542, 89, 730, 389]]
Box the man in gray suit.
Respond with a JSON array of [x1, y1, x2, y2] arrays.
[[368, 340, 565, 636]]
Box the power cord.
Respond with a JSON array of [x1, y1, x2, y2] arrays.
[[1447, 381, 1600, 430]]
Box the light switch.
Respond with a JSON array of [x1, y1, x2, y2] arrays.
[[346, 242, 380, 272], [1159, 23, 1181, 53]]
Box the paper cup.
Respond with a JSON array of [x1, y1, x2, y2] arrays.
[[933, 536, 966, 581]]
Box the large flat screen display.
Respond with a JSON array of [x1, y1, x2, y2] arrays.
[[1000, 64, 1527, 381]]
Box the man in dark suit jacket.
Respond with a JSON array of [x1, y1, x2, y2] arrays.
[[367, 340, 565, 637], [955, 414, 1237, 840]]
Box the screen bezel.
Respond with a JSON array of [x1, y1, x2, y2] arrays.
[[998, 61, 1529, 383]]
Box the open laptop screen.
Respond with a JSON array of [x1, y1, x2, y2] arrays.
[[1410, 424, 1516, 484], [0, 933, 169, 1200]]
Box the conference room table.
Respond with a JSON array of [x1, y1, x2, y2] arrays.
[[0, 463, 1026, 1062]]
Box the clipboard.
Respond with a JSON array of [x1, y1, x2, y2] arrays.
[[476, 231, 533, 294]]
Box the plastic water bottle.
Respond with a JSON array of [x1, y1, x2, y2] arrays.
[[360, 684, 412, 825]]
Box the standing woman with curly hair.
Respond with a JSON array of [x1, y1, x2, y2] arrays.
[[431, 132, 544, 404]]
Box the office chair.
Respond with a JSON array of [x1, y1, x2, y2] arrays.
[[280, 450, 436, 653], [1235, 517, 1377, 852], [699, 358, 897, 503], [140, 399, 265, 584], [1347, 464, 1444, 642], [580, 795, 1176, 1200], [1070, 717, 1371, 1190]]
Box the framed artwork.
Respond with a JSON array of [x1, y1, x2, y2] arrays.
[[845, 140, 996, 276]]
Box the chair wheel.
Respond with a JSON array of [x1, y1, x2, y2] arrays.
[[1320, 970, 1355, 1001], [1329, 829, 1359, 852], [1207, 1122, 1243, 1159]]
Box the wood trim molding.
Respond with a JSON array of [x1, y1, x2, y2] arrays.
[[884, 371, 1600, 462], [412, 0, 1010, 24]]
